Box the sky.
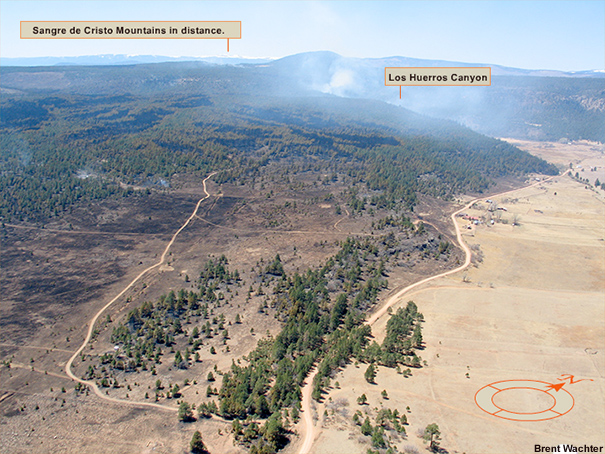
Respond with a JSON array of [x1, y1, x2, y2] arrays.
[[1, 0, 604, 71]]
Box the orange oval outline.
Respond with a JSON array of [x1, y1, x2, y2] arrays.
[[474, 380, 574, 422]]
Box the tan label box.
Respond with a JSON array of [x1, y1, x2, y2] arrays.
[[21, 21, 241, 39], [385, 67, 491, 86]]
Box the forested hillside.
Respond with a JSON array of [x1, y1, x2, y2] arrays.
[[1, 63, 558, 222], [456, 76, 605, 142]]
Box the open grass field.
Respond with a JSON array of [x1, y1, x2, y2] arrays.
[[298, 141, 605, 454]]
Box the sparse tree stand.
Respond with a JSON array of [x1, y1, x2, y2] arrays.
[[357, 394, 368, 405], [361, 417, 373, 436], [365, 363, 377, 383], [190, 430, 208, 454], [178, 401, 195, 422], [423, 423, 441, 451]]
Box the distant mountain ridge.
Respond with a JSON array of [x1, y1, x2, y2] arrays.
[[0, 54, 276, 67], [2, 51, 603, 142], [2, 52, 603, 77]]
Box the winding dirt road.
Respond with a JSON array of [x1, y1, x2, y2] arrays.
[[64, 173, 216, 413], [333, 208, 350, 231], [297, 172, 567, 454]]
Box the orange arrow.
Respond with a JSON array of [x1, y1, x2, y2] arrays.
[[545, 382, 565, 392]]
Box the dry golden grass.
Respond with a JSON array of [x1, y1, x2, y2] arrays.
[[302, 141, 604, 454]]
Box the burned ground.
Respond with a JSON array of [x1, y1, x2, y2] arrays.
[[0, 167, 466, 454]]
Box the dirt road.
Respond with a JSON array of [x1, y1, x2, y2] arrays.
[[64, 173, 216, 412]]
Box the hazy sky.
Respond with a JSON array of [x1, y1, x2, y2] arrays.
[[1, 0, 604, 71]]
